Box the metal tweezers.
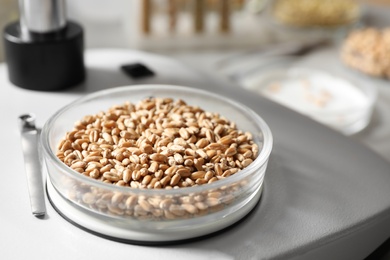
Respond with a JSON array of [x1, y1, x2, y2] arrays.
[[19, 114, 46, 218]]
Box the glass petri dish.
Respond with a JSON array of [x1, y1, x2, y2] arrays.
[[238, 58, 377, 135], [41, 84, 273, 243]]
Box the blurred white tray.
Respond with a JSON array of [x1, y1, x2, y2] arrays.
[[1, 49, 390, 260]]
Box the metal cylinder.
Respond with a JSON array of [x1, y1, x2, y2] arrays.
[[18, 0, 66, 33]]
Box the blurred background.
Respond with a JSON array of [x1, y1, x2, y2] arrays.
[[2, 0, 390, 73], [1, 0, 388, 59]]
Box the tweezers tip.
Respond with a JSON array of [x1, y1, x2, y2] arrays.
[[33, 212, 46, 218]]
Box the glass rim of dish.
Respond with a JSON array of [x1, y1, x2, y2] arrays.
[[41, 84, 273, 196]]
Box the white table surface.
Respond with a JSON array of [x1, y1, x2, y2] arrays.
[[1, 48, 390, 260]]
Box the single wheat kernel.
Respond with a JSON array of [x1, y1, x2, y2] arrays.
[[241, 158, 253, 168], [89, 169, 100, 179], [190, 171, 206, 180], [111, 192, 124, 205], [179, 128, 190, 139], [208, 177, 219, 183], [195, 202, 208, 211], [173, 153, 184, 164], [206, 197, 220, 207], [70, 161, 86, 169], [225, 147, 237, 157], [150, 153, 167, 163], [160, 175, 171, 187], [182, 204, 199, 214], [164, 210, 176, 219], [138, 199, 153, 212], [176, 167, 191, 177], [148, 161, 159, 173], [82, 192, 96, 204], [170, 173, 181, 186], [102, 172, 121, 182], [169, 204, 186, 216], [142, 175, 152, 185], [165, 165, 177, 176], [204, 171, 215, 181]]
